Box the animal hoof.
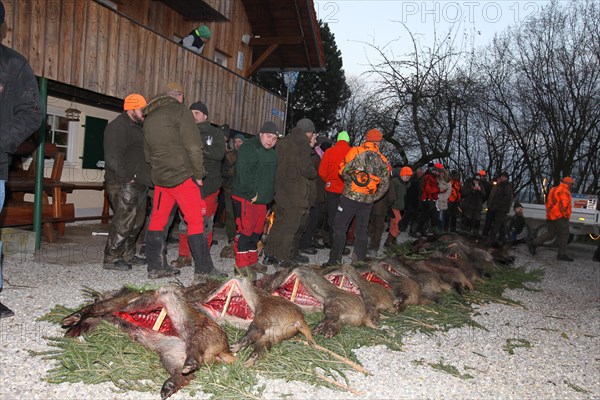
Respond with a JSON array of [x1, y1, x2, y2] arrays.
[[182, 357, 199, 374], [160, 380, 177, 400]]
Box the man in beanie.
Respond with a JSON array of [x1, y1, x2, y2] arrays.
[[528, 176, 575, 261], [0, 0, 43, 317], [103, 94, 151, 271], [143, 83, 222, 279], [221, 133, 245, 254], [324, 129, 391, 266], [318, 130, 352, 247], [264, 118, 318, 267], [446, 170, 462, 232], [180, 24, 211, 54], [232, 122, 278, 278], [385, 166, 413, 247], [170, 101, 226, 280], [414, 162, 443, 236], [483, 171, 513, 243]]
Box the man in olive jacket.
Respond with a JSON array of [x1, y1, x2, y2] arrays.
[[263, 118, 317, 266], [143, 83, 220, 280], [231, 121, 279, 276], [171, 101, 226, 270]]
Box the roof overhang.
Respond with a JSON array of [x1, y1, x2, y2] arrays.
[[241, 0, 326, 76], [153, 0, 228, 22]]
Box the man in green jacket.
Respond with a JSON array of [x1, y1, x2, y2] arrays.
[[143, 83, 222, 280], [231, 121, 279, 277]]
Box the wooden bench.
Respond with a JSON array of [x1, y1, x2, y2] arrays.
[[63, 181, 111, 224], [0, 147, 74, 242]]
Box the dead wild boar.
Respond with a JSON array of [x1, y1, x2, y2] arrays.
[[339, 264, 400, 323], [368, 261, 423, 309], [409, 258, 474, 293], [386, 258, 453, 303], [293, 266, 377, 338], [229, 278, 315, 367], [62, 286, 235, 400]]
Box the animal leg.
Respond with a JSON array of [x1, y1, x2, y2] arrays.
[[230, 324, 264, 353], [160, 371, 193, 400], [295, 320, 316, 346]]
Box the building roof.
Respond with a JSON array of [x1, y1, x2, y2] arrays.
[[241, 0, 326, 73]]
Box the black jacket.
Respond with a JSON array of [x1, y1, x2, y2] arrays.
[[198, 121, 226, 196], [103, 112, 151, 186], [0, 45, 42, 180]]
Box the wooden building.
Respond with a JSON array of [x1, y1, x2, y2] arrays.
[[1, 0, 326, 218]]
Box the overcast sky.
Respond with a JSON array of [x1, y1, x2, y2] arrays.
[[318, 0, 554, 79]]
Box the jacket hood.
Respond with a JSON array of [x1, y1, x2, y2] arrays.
[[143, 95, 180, 117], [288, 126, 311, 144]]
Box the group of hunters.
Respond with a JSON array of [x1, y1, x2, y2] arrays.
[[97, 83, 595, 284], [3, 1, 598, 322]]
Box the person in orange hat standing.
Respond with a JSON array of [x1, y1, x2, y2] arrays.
[[384, 166, 413, 247], [323, 128, 391, 266], [528, 176, 575, 261], [103, 94, 152, 271]]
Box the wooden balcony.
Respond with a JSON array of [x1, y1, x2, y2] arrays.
[[2, 0, 286, 133]]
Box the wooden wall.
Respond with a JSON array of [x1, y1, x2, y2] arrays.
[[1, 0, 284, 134]]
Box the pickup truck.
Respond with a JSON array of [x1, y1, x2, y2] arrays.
[[516, 194, 600, 244]]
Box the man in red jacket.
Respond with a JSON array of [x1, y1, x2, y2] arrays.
[[415, 163, 442, 236], [318, 131, 351, 247]]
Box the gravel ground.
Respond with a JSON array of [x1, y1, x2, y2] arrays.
[[0, 226, 598, 400]]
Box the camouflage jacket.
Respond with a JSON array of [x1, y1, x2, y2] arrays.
[[340, 142, 391, 204]]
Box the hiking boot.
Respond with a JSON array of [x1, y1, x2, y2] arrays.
[[103, 260, 132, 271], [247, 263, 268, 273], [294, 253, 310, 264], [148, 267, 181, 279], [0, 302, 15, 319], [366, 249, 378, 259], [127, 255, 147, 266], [383, 235, 396, 248], [170, 255, 192, 268], [220, 244, 235, 259], [557, 254, 574, 262], [321, 260, 341, 268], [299, 247, 318, 255], [262, 256, 281, 267], [527, 240, 537, 256]]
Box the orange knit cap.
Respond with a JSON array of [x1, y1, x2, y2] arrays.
[[400, 166, 413, 177], [123, 94, 147, 111], [562, 176, 574, 184], [478, 169, 487, 176], [365, 129, 383, 142]]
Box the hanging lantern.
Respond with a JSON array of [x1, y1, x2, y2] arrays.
[[65, 99, 81, 121]]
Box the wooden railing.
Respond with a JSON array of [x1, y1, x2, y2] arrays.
[[2, 0, 285, 133]]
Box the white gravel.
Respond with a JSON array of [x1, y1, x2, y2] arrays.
[[0, 227, 598, 400]]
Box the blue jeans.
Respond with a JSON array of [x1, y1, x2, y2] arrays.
[[0, 179, 5, 290]]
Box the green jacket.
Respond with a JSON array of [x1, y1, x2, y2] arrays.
[[198, 121, 226, 196], [143, 96, 203, 188], [232, 135, 277, 204], [391, 177, 410, 211]]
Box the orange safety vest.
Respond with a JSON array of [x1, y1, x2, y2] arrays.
[[545, 183, 572, 220], [449, 178, 462, 202]]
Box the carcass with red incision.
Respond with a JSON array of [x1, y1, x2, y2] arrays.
[[257, 267, 323, 312], [229, 278, 315, 366], [293, 266, 377, 338], [61, 286, 235, 400]]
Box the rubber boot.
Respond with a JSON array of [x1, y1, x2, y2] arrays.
[[189, 233, 225, 278], [145, 230, 180, 278]]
